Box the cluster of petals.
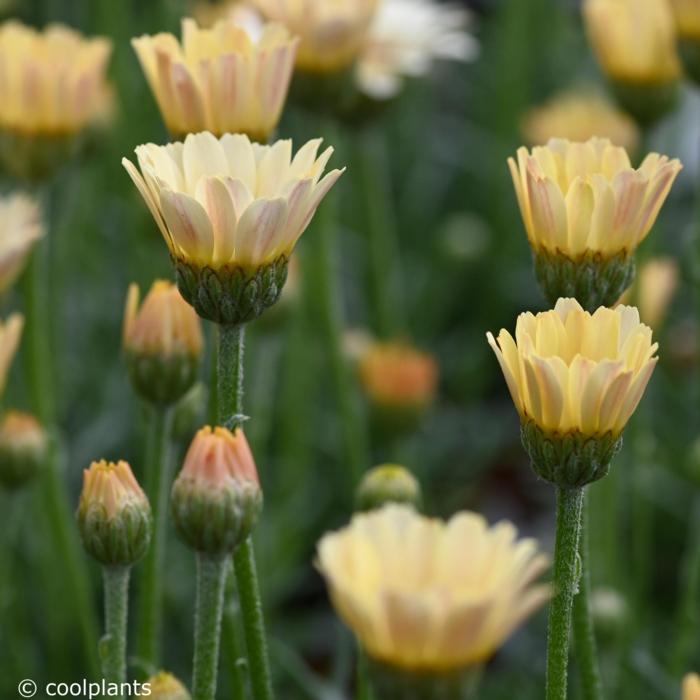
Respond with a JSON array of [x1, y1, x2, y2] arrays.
[[80, 460, 147, 519]]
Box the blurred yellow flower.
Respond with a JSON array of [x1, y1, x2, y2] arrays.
[[684, 673, 700, 700], [355, 0, 477, 100], [0, 20, 112, 136], [193, 1, 263, 31], [123, 280, 203, 358], [255, 0, 379, 73], [317, 504, 549, 672], [132, 18, 297, 141], [671, 0, 700, 41], [583, 0, 681, 84], [0, 193, 44, 295], [620, 257, 679, 330], [0, 313, 23, 395], [146, 672, 191, 700], [122, 131, 344, 270], [508, 137, 681, 260], [522, 91, 638, 154], [487, 298, 658, 437]]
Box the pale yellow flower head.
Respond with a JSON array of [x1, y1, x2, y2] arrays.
[[79, 460, 147, 520], [583, 0, 681, 83], [122, 131, 344, 269], [0, 313, 23, 396], [508, 137, 682, 259], [132, 17, 297, 140], [123, 280, 203, 358], [255, 0, 380, 73], [621, 256, 679, 330], [0, 193, 44, 295], [522, 91, 639, 154], [0, 20, 112, 135], [672, 1, 700, 41], [487, 298, 658, 437], [684, 673, 700, 700], [317, 504, 549, 672], [355, 0, 477, 100]]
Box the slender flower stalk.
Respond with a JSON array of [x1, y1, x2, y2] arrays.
[[102, 566, 131, 687], [217, 324, 275, 700]]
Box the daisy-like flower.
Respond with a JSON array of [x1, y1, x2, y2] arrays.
[[0, 21, 112, 180], [355, 0, 478, 100], [583, 0, 681, 124], [132, 17, 297, 140], [0, 193, 44, 295], [0, 313, 23, 395], [508, 137, 682, 308], [522, 90, 638, 154], [122, 131, 344, 324], [254, 0, 380, 73], [317, 504, 548, 692], [487, 298, 658, 486]]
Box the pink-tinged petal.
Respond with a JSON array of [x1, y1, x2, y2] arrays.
[[487, 331, 522, 414], [530, 355, 564, 430], [220, 134, 257, 190], [310, 146, 335, 184], [579, 360, 623, 434], [235, 198, 287, 266], [614, 359, 658, 433], [222, 177, 255, 218], [154, 46, 179, 126], [122, 158, 172, 246], [290, 138, 323, 178], [290, 168, 345, 244], [256, 139, 293, 196], [276, 178, 313, 251], [525, 168, 566, 250], [597, 370, 633, 432], [182, 132, 229, 193], [634, 161, 682, 243], [194, 176, 238, 265], [171, 61, 206, 135], [159, 189, 214, 263]]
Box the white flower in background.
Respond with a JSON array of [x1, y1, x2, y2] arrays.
[[0, 194, 44, 295], [356, 0, 478, 100]]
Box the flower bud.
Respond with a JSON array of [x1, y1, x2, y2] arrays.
[[123, 281, 203, 406], [356, 464, 422, 512], [359, 341, 438, 435], [77, 460, 152, 567], [146, 672, 191, 700], [0, 411, 47, 489], [171, 427, 262, 555]]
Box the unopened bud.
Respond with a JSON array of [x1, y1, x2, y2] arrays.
[[356, 465, 422, 512], [0, 411, 47, 489], [146, 672, 191, 700]]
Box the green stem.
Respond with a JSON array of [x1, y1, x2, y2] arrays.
[[221, 566, 248, 700], [136, 404, 173, 668], [357, 129, 403, 339], [305, 180, 368, 490], [573, 494, 604, 700], [101, 565, 130, 689], [192, 553, 228, 700], [217, 323, 275, 700], [669, 498, 700, 675], [546, 486, 584, 700]]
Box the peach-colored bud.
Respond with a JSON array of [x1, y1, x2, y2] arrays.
[[80, 460, 147, 519], [124, 280, 203, 358], [179, 426, 259, 489], [0, 410, 47, 489]]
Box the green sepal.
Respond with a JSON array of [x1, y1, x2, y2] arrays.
[[520, 419, 622, 488], [356, 465, 422, 513], [533, 248, 635, 312], [367, 657, 479, 700], [170, 478, 262, 556], [78, 502, 152, 567], [174, 256, 289, 326], [126, 350, 200, 407]]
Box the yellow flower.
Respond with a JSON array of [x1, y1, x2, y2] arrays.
[[132, 17, 297, 141], [123, 280, 203, 358], [509, 137, 681, 260], [684, 673, 700, 700], [359, 341, 438, 410], [79, 460, 148, 520], [317, 503, 549, 672], [254, 0, 379, 73], [583, 0, 681, 84], [0, 313, 23, 395], [123, 131, 344, 270], [145, 672, 191, 700], [522, 90, 639, 154], [671, 0, 700, 41], [487, 298, 658, 437], [0, 20, 112, 136], [0, 193, 44, 295], [355, 0, 477, 100], [621, 256, 679, 330]]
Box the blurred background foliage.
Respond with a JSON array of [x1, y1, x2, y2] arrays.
[[0, 0, 698, 698]]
